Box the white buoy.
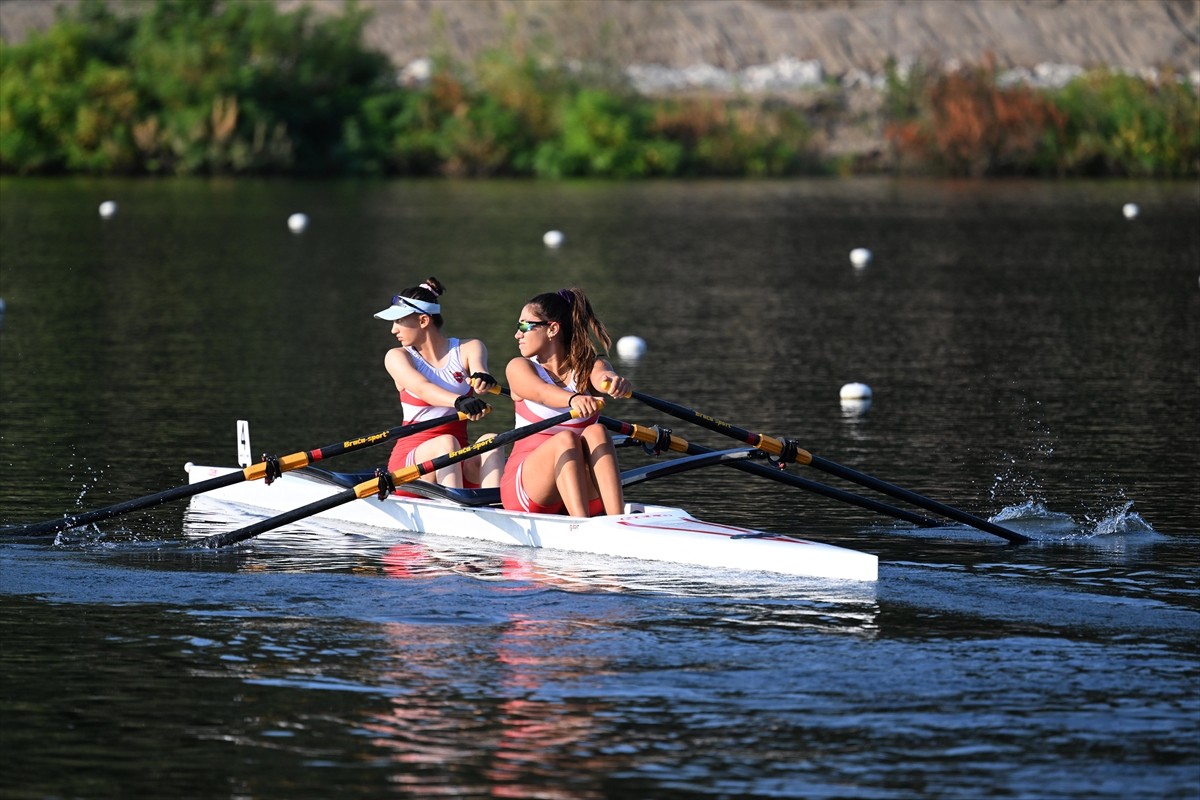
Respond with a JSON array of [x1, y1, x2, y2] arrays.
[[840, 382, 872, 400], [543, 230, 564, 248], [287, 213, 309, 233], [849, 247, 872, 267], [98, 201, 117, 218], [1122, 203, 1139, 220], [616, 335, 646, 360]]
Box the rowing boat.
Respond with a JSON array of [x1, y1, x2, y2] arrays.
[[183, 446, 879, 582]]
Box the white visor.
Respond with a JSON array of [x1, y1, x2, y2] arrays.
[[374, 296, 441, 321]]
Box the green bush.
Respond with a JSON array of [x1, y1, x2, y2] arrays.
[[1, 0, 394, 175], [0, 2, 138, 173], [1050, 71, 1200, 177]]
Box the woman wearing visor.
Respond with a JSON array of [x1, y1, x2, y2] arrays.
[[375, 277, 502, 492]]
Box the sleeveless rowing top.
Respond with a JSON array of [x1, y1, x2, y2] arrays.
[[399, 338, 469, 423], [512, 359, 598, 432]]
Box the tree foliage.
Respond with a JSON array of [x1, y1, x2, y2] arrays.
[[883, 58, 1198, 177]]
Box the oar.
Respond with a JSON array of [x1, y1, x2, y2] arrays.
[[1, 411, 480, 537], [625, 391, 1031, 544], [197, 403, 597, 549], [601, 417, 940, 528]]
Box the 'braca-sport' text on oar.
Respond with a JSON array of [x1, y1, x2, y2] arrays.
[[198, 404, 597, 549], [626, 391, 1031, 544], [601, 417, 940, 529], [2, 411, 483, 537]]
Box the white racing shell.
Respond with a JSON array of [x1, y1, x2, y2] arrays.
[[184, 463, 879, 582]]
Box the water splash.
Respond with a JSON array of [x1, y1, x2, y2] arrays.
[[988, 397, 1056, 505], [990, 498, 1159, 542], [991, 499, 1078, 538], [1087, 500, 1155, 536]]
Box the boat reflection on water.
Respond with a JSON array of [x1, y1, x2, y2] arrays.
[[355, 613, 622, 798]]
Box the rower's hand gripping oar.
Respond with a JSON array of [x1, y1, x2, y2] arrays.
[[198, 403, 599, 549], [601, 417, 940, 529], [1, 411, 479, 537], [625, 390, 1031, 544]]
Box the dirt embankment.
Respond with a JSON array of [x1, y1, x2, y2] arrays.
[[4, 0, 1196, 75]]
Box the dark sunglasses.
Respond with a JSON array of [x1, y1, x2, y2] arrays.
[[516, 320, 549, 333], [392, 296, 431, 313]]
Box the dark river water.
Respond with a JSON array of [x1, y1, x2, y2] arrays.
[[1, 177, 1197, 799]]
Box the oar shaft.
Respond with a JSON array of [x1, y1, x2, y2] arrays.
[[806, 454, 1027, 543], [628, 391, 1030, 544], [733, 459, 937, 527], [602, 417, 939, 528], [206, 491, 353, 544], [1, 411, 474, 537], [0, 472, 246, 537]]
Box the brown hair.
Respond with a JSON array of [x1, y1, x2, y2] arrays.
[[397, 276, 446, 327], [526, 287, 612, 391]]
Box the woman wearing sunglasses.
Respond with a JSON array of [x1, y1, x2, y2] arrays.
[[502, 287, 631, 517], [375, 276, 502, 493]]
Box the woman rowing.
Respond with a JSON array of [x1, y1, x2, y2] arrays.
[[501, 287, 631, 517], [375, 276, 502, 493]]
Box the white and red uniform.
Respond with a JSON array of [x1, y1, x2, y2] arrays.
[[500, 359, 601, 514], [387, 339, 475, 490]]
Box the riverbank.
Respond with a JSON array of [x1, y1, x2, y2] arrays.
[[1, 0, 1196, 176]]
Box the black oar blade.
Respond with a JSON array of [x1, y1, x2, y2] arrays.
[[1, 471, 247, 537]]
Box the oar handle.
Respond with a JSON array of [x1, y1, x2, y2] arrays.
[[629, 390, 812, 462], [199, 403, 598, 548]]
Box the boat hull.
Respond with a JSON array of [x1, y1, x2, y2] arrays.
[[184, 464, 878, 582]]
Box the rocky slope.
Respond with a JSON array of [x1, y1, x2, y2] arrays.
[[4, 0, 1197, 78]]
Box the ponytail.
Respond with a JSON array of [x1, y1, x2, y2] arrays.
[[527, 287, 612, 390]]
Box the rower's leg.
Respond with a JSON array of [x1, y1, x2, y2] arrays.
[[414, 434, 465, 487], [470, 433, 503, 488], [581, 423, 624, 515], [519, 431, 592, 516]]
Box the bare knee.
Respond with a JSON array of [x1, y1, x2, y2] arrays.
[[581, 423, 613, 452], [549, 430, 586, 454], [416, 434, 460, 460]]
